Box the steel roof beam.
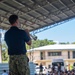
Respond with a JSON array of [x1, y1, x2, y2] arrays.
[[27, 0, 56, 22], [15, 0, 54, 24], [0, 7, 35, 29], [60, 0, 75, 14], [0, 0, 7, 2], [16, 0, 63, 24], [3, 1, 42, 27], [25, 0, 60, 22], [0, 10, 34, 29]]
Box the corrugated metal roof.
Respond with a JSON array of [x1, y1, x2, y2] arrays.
[[0, 0, 75, 31]]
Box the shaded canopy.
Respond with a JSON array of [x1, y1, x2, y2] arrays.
[[0, 0, 75, 33]]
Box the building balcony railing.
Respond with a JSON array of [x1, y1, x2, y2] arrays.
[[30, 55, 74, 61]]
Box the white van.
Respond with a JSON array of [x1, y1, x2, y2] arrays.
[[51, 59, 65, 72], [35, 65, 47, 75]]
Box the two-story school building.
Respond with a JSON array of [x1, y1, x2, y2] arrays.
[[27, 44, 75, 69]]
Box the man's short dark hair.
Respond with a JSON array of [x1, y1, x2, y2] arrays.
[[3, 70, 6, 72], [9, 14, 18, 25]]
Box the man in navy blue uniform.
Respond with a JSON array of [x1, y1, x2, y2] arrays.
[[4, 14, 31, 75]]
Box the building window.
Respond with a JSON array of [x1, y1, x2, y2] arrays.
[[40, 52, 44, 60], [68, 51, 70, 59], [48, 52, 61, 56], [73, 51, 75, 58], [48, 65, 51, 68]]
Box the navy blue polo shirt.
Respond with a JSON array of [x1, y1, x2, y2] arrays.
[[4, 26, 31, 55]]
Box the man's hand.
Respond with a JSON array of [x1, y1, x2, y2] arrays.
[[25, 29, 29, 34]]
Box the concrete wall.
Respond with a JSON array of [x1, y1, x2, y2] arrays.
[[27, 49, 75, 68], [62, 50, 68, 59], [70, 51, 73, 59], [28, 51, 40, 62]]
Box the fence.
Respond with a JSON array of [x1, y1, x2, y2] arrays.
[[0, 62, 35, 75]]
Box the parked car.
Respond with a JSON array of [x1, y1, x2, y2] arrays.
[[73, 62, 75, 70], [35, 65, 47, 75], [51, 59, 66, 72]]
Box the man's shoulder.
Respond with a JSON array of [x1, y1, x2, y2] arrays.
[[5, 29, 9, 35], [5, 28, 24, 33], [19, 29, 26, 35], [19, 29, 27, 34], [5, 28, 12, 33]]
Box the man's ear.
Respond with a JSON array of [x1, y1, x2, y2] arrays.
[[16, 20, 18, 23]]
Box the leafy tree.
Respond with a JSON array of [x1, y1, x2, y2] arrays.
[[66, 42, 70, 44], [72, 42, 75, 44], [49, 40, 56, 45], [2, 42, 9, 62], [59, 42, 67, 44], [26, 39, 56, 49], [59, 42, 70, 44], [2, 49, 8, 61]]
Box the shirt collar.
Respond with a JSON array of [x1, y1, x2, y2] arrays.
[[11, 26, 18, 29]]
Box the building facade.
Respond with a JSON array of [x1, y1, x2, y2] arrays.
[[27, 44, 75, 69]]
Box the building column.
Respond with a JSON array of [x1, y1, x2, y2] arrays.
[[70, 51, 73, 59]]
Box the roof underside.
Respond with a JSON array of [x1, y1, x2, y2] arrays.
[[0, 0, 75, 32]]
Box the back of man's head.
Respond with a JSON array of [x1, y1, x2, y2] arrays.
[[3, 70, 6, 72], [9, 14, 18, 25]]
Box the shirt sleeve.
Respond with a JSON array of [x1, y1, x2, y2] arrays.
[[23, 30, 31, 42]]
